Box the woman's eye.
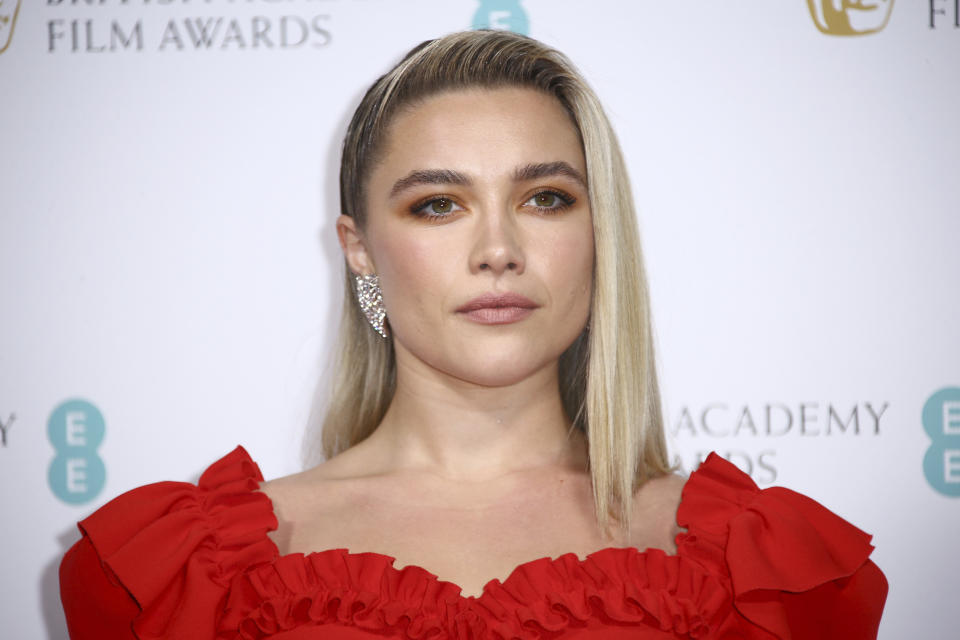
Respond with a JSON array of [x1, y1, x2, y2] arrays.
[[524, 190, 575, 213], [411, 197, 463, 219]]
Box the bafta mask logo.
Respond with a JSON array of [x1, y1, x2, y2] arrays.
[[0, 0, 21, 55], [471, 0, 529, 36], [807, 0, 895, 36]]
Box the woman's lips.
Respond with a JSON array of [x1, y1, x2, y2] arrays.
[[461, 307, 535, 324], [456, 293, 538, 325]]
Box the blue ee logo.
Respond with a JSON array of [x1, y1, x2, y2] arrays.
[[923, 387, 960, 497], [48, 399, 106, 504], [471, 0, 529, 35]]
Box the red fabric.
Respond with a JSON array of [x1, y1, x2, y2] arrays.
[[60, 448, 887, 639]]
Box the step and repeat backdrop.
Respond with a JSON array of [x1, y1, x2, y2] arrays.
[[1, 1, 958, 638]]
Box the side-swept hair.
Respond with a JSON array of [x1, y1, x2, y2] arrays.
[[312, 30, 669, 535]]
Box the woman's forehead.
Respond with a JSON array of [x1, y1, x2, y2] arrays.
[[371, 87, 586, 188]]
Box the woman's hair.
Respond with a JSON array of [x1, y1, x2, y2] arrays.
[[313, 29, 669, 535]]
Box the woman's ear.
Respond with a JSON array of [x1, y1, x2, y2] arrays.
[[336, 215, 375, 274]]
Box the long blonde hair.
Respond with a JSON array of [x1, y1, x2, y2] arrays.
[[311, 30, 669, 534]]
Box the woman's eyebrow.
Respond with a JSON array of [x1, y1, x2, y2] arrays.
[[390, 169, 471, 197], [389, 162, 586, 199], [513, 161, 586, 188]]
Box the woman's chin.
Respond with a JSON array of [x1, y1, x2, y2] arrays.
[[393, 328, 574, 389], [437, 357, 557, 390]]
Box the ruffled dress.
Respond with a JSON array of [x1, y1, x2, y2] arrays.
[[59, 447, 887, 639]]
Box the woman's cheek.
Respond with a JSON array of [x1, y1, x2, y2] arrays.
[[377, 235, 448, 326], [549, 229, 594, 309]]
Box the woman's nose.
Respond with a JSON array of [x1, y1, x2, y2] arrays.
[[468, 209, 526, 275]]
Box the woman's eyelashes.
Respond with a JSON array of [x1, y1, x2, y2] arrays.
[[408, 189, 577, 221], [409, 195, 465, 220], [522, 189, 576, 213]]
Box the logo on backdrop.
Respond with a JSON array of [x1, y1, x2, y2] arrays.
[[48, 399, 106, 505], [0, 412, 14, 446], [922, 387, 960, 497], [0, 0, 21, 54], [671, 400, 888, 485], [807, 0, 895, 36], [39, 0, 354, 53], [471, 0, 529, 35], [929, 0, 960, 28]]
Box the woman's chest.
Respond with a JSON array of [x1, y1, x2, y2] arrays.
[[279, 483, 610, 597]]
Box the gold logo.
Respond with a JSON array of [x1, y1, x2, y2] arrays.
[[0, 0, 21, 54], [807, 0, 895, 36]]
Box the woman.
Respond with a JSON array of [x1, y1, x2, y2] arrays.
[[60, 30, 887, 639]]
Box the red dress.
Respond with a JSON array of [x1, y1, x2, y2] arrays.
[[59, 448, 887, 639]]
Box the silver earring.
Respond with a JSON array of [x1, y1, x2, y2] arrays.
[[354, 274, 388, 338]]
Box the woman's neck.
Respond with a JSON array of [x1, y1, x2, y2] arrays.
[[362, 354, 585, 482]]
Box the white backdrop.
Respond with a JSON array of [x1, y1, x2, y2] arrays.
[[1, 1, 958, 638]]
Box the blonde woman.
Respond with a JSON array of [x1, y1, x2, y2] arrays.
[[60, 31, 887, 639]]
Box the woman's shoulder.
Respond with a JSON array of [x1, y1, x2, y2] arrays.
[[60, 446, 279, 639], [257, 441, 375, 524], [628, 468, 686, 553]]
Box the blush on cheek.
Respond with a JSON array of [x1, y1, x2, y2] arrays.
[[375, 235, 448, 330], [550, 232, 594, 300], [376, 231, 428, 283], [555, 245, 590, 283]]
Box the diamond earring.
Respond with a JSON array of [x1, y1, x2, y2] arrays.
[[354, 273, 388, 338]]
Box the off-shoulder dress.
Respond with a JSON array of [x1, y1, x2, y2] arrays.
[[59, 448, 887, 639]]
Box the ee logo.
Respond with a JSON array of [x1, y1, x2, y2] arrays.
[[471, 0, 529, 35], [923, 387, 960, 497], [48, 399, 106, 504]]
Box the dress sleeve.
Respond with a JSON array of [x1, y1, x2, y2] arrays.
[[58, 447, 278, 640], [677, 453, 888, 639], [60, 536, 140, 639]]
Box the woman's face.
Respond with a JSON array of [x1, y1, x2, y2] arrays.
[[339, 87, 594, 388]]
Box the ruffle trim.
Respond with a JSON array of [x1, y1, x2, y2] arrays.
[[677, 453, 879, 638], [220, 546, 728, 639], [79, 446, 278, 639]]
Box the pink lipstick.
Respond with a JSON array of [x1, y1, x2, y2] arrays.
[[456, 292, 538, 325]]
